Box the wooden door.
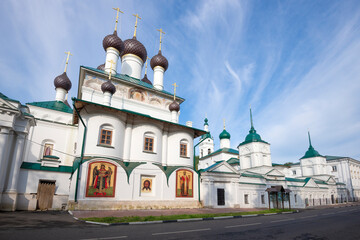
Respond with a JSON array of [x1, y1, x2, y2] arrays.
[[37, 180, 56, 210], [217, 188, 225, 206]]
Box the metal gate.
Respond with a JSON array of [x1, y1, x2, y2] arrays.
[[217, 188, 225, 206], [37, 180, 56, 210]]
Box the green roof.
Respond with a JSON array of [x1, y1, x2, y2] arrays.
[[227, 158, 239, 165], [219, 129, 231, 139], [200, 161, 224, 172], [199, 147, 239, 159], [0, 92, 20, 103], [325, 155, 347, 161], [238, 108, 268, 147], [241, 172, 265, 179], [27, 100, 73, 114], [82, 66, 185, 102], [300, 132, 323, 159], [285, 177, 306, 182], [200, 132, 213, 140]]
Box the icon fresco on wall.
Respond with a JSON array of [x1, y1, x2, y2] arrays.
[[176, 169, 193, 197], [141, 176, 153, 194], [86, 161, 116, 197]]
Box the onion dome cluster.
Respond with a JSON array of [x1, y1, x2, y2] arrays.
[[54, 72, 72, 91], [150, 50, 168, 71], [101, 80, 116, 95], [103, 30, 124, 54], [97, 63, 105, 71], [169, 101, 180, 112], [141, 74, 152, 85], [121, 36, 147, 63]]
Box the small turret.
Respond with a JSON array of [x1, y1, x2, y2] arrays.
[[219, 119, 231, 148], [54, 51, 72, 102], [151, 29, 168, 91]]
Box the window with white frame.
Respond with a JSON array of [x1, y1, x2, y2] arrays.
[[99, 125, 113, 146], [180, 139, 188, 157], [244, 194, 249, 204], [332, 166, 337, 172], [293, 170, 296, 175], [261, 194, 265, 204], [144, 132, 155, 152], [294, 194, 297, 203]]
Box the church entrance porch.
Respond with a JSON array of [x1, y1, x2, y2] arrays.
[[266, 185, 291, 209]]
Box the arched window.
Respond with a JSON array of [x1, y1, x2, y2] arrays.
[[143, 132, 155, 152], [180, 139, 188, 157], [208, 148, 211, 155], [99, 124, 113, 146], [201, 149, 203, 158]]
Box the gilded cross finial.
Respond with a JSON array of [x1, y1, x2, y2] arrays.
[[223, 119, 226, 130], [132, 13, 141, 37], [156, 28, 165, 51], [172, 82, 178, 100], [64, 51, 73, 73], [145, 56, 150, 75], [112, 8, 124, 32], [107, 59, 115, 80]]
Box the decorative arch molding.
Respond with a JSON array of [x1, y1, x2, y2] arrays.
[[152, 163, 194, 186], [71, 156, 146, 183]]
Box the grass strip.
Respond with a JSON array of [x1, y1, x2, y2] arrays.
[[80, 209, 292, 223]]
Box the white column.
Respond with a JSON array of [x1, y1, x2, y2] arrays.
[[123, 121, 133, 161], [162, 131, 168, 165], [0, 128, 11, 197], [121, 54, 143, 79], [220, 139, 230, 149], [103, 92, 112, 106], [153, 66, 165, 90], [55, 88, 67, 102], [5, 132, 26, 193], [104, 47, 120, 75]]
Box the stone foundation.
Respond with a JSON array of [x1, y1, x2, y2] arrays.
[[68, 200, 202, 210]]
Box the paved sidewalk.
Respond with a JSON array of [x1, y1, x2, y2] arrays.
[[72, 207, 267, 218]]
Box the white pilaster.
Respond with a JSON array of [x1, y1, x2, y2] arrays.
[[153, 66, 165, 90], [162, 131, 168, 165], [171, 111, 178, 123], [123, 121, 133, 161], [104, 47, 120, 75], [0, 128, 11, 201], [121, 54, 143, 79]]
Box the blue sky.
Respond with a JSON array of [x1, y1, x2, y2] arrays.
[[1, 0, 360, 163]]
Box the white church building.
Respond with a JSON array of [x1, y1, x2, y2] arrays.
[[1, 10, 359, 211]]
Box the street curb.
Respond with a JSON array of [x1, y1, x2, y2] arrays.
[[69, 210, 299, 226]]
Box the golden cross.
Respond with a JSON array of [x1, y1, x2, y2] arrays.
[[107, 59, 115, 79], [223, 119, 226, 129], [172, 82, 178, 100], [132, 13, 141, 37], [145, 56, 150, 75], [113, 8, 124, 31], [64, 51, 73, 72], [156, 28, 165, 51]]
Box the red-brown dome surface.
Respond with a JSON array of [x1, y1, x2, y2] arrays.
[[121, 36, 147, 63], [150, 50, 168, 71], [103, 30, 124, 54], [54, 72, 72, 91]]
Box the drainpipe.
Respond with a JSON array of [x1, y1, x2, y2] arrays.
[[194, 137, 207, 202], [73, 103, 87, 203]]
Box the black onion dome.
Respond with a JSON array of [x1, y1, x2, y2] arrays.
[[97, 63, 105, 71], [169, 101, 180, 112], [103, 30, 124, 54], [101, 80, 116, 95], [121, 37, 147, 63], [150, 50, 168, 71], [54, 72, 72, 91], [141, 74, 152, 85]]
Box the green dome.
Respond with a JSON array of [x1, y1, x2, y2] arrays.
[[300, 132, 323, 159], [244, 127, 262, 142], [204, 118, 208, 126], [219, 129, 231, 139]]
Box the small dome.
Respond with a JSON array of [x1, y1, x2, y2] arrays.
[[97, 63, 105, 71], [54, 72, 72, 91], [121, 37, 147, 63], [169, 101, 180, 112], [204, 118, 209, 126], [101, 80, 116, 95], [219, 129, 231, 139], [141, 74, 152, 85], [103, 30, 124, 54], [150, 50, 168, 71], [244, 128, 262, 142]]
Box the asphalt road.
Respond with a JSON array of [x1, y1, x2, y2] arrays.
[[1, 205, 360, 240]]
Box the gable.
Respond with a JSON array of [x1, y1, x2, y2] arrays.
[[303, 178, 319, 188], [327, 176, 336, 184], [206, 161, 238, 174], [265, 169, 285, 177], [0, 97, 19, 111]]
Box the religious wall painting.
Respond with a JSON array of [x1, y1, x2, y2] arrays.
[[86, 161, 116, 197], [140, 175, 154, 196], [176, 169, 193, 198], [129, 88, 146, 102]]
